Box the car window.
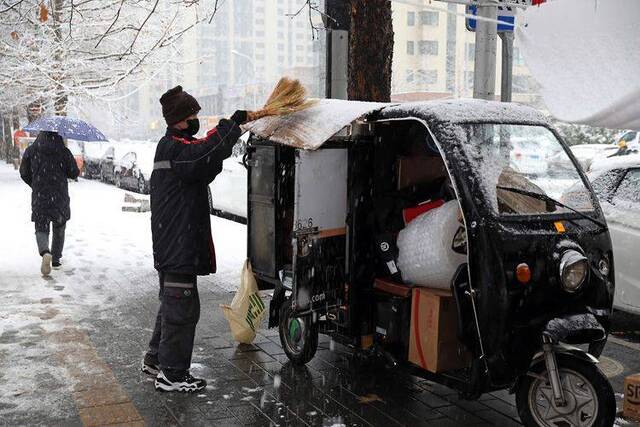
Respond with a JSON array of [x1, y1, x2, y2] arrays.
[[620, 131, 637, 143], [612, 169, 640, 205], [590, 169, 625, 200]]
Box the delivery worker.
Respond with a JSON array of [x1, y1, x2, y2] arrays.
[[19, 131, 80, 276], [141, 85, 247, 392]]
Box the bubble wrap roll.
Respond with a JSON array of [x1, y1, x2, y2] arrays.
[[397, 200, 466, 288]]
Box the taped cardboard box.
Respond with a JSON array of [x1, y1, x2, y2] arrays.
[[624, 374, 640, 421], [408, 287, 471, 373]]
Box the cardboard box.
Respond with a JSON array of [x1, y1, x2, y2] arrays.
[[408, 287, 471, 373], [624, 374, 640, 421], [397, 156, 447, 190]]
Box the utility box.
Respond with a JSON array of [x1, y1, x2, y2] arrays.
[[624, 374, 640, 421]]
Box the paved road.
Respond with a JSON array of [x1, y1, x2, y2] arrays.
[[0, 163, 639, 426]]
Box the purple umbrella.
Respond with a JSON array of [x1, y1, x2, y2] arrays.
[[24, 116, 108, 142]]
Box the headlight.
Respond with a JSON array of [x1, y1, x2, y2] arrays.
[[559, 250, 588, 292]]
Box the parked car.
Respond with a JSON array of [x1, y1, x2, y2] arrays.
[[83, 142, 111, 179], [114, 149, 153, 194], [208, 155, 247, 219], [549, 144, 619, 176], [616, 130, 640, 152], [100, 146, 117, 184], [587, 154, 640, 315], [67, 140, 84, 175]]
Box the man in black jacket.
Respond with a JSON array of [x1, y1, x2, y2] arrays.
[[20, 131, 80, 276], [141, 85, 247, 392]]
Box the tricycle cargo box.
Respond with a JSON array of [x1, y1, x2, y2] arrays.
[[409, 287, 471, 373]]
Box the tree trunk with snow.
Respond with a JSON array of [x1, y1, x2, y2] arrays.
[[1, 115, 11, 163], [347, 0, 394, 102]]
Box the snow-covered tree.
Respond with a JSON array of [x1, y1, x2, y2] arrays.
[[0, 0, 221, 119]]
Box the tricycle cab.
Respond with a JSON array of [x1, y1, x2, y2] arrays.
[[245, 99, 616, 420]]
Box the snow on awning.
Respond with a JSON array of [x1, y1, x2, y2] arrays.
[[243, 98, 388, 150], [516, 0, 640, 131]]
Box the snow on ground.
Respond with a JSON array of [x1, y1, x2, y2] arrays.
[[0, 162, 246, 417]]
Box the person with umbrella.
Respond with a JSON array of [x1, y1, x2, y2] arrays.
[[19, 131, 80, 275]]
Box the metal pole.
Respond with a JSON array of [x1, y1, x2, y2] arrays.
[[473, 3, 498, 100], [500, 31, 514, 102], [328, 30, 349, 99], [325, 0, 350, 99]]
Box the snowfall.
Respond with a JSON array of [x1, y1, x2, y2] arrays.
[[0, 162, 246, 416]]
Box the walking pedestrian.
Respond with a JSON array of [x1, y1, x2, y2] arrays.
[[141, 85, 247, 392], [19, 131, 80, 276]]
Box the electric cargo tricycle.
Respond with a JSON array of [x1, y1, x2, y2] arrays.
[[243, 99, 616, 426]]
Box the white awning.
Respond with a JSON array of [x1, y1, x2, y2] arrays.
[[516, 0, 640, 131], [242, 98, 388, 150]]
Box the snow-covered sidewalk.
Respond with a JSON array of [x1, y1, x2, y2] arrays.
[[0, 163, 246, 422]]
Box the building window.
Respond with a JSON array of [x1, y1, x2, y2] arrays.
[[407, 11, 415, 26], [419, 11, 439, 26], [513, 47, 525, 66], [418, 40, 438, 56], [416, 69, 438, 84], [406, 41, 415, 55], [466, 43, 475, 61], [513, 75, 531, 93], [465, 71, 474, 88], [406, 69, 414, 83]]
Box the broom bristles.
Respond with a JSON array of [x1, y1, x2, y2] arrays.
[[247, 77, 316, 122]]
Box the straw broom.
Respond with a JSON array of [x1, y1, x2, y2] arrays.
[[246, 77, 316, 122]]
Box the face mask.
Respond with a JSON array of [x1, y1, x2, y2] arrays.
[[185, 118, 200, 136]]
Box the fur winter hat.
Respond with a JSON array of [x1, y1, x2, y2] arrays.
[[160, 86, 201, 125]]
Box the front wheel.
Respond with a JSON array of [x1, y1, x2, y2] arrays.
[[278, 300, 318, 365], [516, 354, 615, 427]]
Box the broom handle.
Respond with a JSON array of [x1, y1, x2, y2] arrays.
[[246, 110, 270, 122]]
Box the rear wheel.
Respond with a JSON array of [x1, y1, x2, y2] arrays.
[[279, 300, 318, 365], [516, 354, 615, 427]]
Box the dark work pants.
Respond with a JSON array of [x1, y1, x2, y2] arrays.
[[147, 272, 200, 373], [35, 220, 66, 263]]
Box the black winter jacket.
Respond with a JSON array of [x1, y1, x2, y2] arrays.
[[150, 119, 240, 276], [19, 132, 80, 223]]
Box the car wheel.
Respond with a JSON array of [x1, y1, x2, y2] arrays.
[[516, 354, 615, 427]]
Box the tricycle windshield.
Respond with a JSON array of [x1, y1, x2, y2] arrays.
[[458, 124, 594, 215]]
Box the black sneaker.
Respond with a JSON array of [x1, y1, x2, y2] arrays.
[[155, 370, 207, 392], [141, 354, 160, 376], [52, 261, 62, 270]]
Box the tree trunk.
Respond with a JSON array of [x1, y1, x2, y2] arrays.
[[1, 114, 11, 162], [51, 0, 67, 116], [347, 0, 394, 102]]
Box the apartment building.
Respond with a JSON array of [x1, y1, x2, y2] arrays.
[[131, 0, 323, 137], [391, 1, 540, 105]]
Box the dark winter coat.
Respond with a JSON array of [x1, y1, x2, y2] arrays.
[[150, 119, 241, 276], [19, 132, 80, 224]]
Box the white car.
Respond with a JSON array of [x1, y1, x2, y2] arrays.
[[588, 154, 640, 314], [616, 130, 640, 152]]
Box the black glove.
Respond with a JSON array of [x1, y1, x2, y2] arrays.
[[230, 110, 248, 125]]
